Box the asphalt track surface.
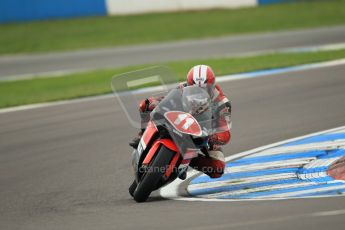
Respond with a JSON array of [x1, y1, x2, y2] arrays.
[[1, 25, 345, 79], [1, 62, 345, 229]]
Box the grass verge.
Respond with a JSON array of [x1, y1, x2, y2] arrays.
[[0, 0, 345, 55], [0, 49, 345, 109]]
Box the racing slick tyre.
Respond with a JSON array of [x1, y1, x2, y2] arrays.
[[128, 180, 137, 197], [133, 145, 176, 202]]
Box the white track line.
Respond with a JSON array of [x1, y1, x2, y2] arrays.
[[216, 58, 345, 83], [223, 158, 313, 173], [258, 184, 345, 199], [198, 181, 316, 198], [312, 209, 345, 217], [1, 58, 345, 114], [188, 173, 297, 191], [333, 128, 345, 134], [303, 158, 340, 169], [252, 140, 345, 157]]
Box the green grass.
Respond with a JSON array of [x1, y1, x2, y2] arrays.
[[1, 49, 345, 109], [1, 0, 345, 55]]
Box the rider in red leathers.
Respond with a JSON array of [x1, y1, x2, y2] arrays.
[[130, 65, 232, 178]]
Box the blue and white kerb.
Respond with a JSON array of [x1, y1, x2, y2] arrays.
[[187, 126, 345, 200]]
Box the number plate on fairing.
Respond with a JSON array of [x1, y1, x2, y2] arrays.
[[164, 111, 202, 137]]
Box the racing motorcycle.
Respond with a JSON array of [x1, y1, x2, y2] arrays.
[[129, 86, 213, 202]]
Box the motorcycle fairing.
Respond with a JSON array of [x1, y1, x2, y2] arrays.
[[139, 121, 157, 151], [164, 111, 203, 137], [142, 138, 180, 165]]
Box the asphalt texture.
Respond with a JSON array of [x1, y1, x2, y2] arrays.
[[1, 63, 345, 230], [0, 25, 345, 79]]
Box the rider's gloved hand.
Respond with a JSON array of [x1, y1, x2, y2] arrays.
[[139, 99, 150, 112], [208, 131, 231, 145], [139, 97, 163, 113]]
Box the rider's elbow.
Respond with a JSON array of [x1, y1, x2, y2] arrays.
[[213, 131, 231, 145], [221, 130, 231, 145]]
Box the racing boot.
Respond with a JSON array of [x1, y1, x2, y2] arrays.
[[178, 170, 187, 180], [129, 130, 144, 149], [178, 167, 187, 180]]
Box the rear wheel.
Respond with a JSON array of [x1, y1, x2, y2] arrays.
[[133, 145, 176, 202]]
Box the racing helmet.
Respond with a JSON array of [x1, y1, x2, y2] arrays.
[[186, 65, 216, 97]]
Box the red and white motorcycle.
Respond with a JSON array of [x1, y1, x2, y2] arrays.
[[129, 86, 212, 202]]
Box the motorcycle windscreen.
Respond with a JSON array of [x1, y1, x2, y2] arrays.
[[111, 66, 180, 129], [151, 86, 215, 157]]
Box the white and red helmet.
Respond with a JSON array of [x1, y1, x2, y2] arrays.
[[186, 65, 216, 97]]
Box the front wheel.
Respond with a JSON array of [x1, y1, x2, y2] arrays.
[[128, 180, 137, 197], [133, 145, 176, 202]]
